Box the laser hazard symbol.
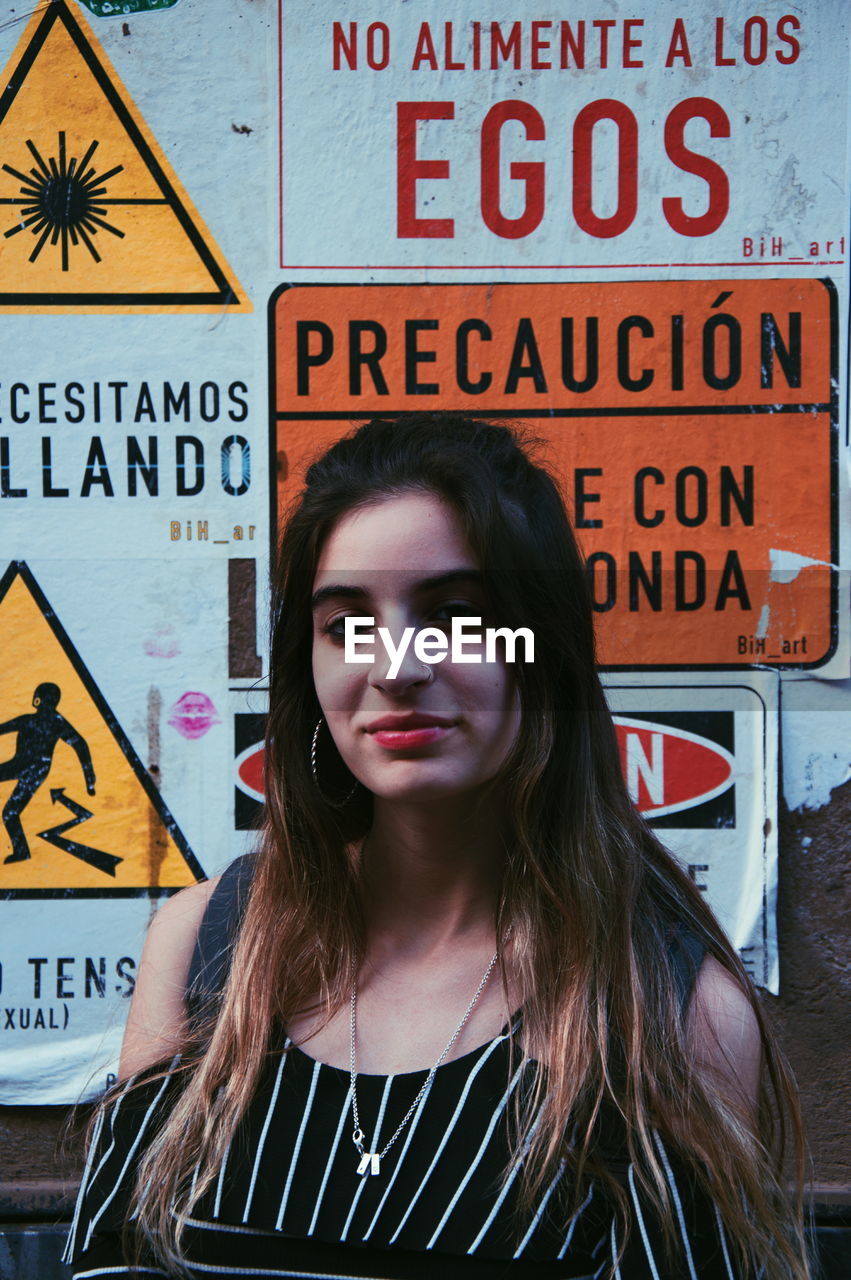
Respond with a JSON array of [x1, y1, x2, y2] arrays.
[[0, 0, 249, 312], [0, 562, 204, 898]]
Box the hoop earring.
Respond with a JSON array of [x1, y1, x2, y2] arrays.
[[311, 717, 359, 807]]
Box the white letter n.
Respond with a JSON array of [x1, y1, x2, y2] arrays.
[[626, 732, 664, 807]]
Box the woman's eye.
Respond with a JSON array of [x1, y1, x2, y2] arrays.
[[321, 615, 352, 642], [321, 614, 376, 645], [430, 601, 482, 624]]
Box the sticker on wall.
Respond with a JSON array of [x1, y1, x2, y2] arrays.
[[0, 562, 204, 897], [80, 1, 183, 16], [0, 0, 249, 312]]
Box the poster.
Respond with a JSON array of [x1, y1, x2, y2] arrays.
[[0, 0, 848, 1101], [279, 4, 849, 275], [0, 0, 271, 1102], [271, 279, 838, 670]]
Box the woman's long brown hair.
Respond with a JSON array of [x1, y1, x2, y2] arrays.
[[111, 415, 807, 1277]]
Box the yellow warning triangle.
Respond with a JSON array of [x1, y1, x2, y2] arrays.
[[0, 1, 250, 313], [0, 563, 204, 896]]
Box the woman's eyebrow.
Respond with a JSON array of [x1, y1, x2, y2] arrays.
[[311, 569, 483, 612], [310, 583, 369, 610], [413, 569, 483, 593]]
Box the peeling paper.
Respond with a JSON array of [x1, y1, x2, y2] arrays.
[[781, 679, 851, 811], [768, 548, 839, 583], [783, 743, 851, 812]]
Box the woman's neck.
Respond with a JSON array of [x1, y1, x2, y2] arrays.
[[361, 792, 506, 948]]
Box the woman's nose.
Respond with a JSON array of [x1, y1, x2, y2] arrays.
[[367, 625, 435, 694]]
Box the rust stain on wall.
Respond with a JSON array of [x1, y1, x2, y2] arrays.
[[146, 685, 167, 896]]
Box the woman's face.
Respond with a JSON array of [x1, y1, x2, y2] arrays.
[[311, 490, 522, 803]]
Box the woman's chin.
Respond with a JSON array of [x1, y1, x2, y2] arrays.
[[363, 765, 495, 805]]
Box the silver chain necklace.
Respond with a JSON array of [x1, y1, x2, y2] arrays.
[[349, 948, 500, 1176]]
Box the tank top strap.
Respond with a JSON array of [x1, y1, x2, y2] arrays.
[[666, 918, 707, 1011], [186, 853, 257, 1024]]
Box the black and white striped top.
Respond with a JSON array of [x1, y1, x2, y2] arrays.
[[63, 860, 740, 1280]]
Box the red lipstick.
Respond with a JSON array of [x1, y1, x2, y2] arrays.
[[365, 712, 456, 750]]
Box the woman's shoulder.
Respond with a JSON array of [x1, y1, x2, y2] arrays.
[[150, 872, 224, 933], [119, 857, 258, 1078], [185, 853, 258, 1016], [144, 853, 257, 984], [116, 874, 223, 1079], [658, 900, 762, 1120], [688, 952, 762, 1117]]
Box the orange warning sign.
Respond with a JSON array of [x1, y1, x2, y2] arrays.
[[270, 280, 837, 669], [0, 1, 249, 313], [0, 563, 203, 897]]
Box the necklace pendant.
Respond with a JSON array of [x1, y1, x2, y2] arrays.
[[357, 1152, 381, 1176]]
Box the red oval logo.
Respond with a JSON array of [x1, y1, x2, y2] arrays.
[[613, 717, 734, 818], [235, 741, 264, 802], [235, 726, 733, 819]]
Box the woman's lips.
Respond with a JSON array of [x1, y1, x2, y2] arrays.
[[370, 725, 454, 749], [364, 715, 457, 750]]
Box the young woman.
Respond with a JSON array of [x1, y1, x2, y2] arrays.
[[65, 415, 809, 1280]]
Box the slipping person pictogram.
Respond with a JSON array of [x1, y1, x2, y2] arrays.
[[0, 681, 111, 870]]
